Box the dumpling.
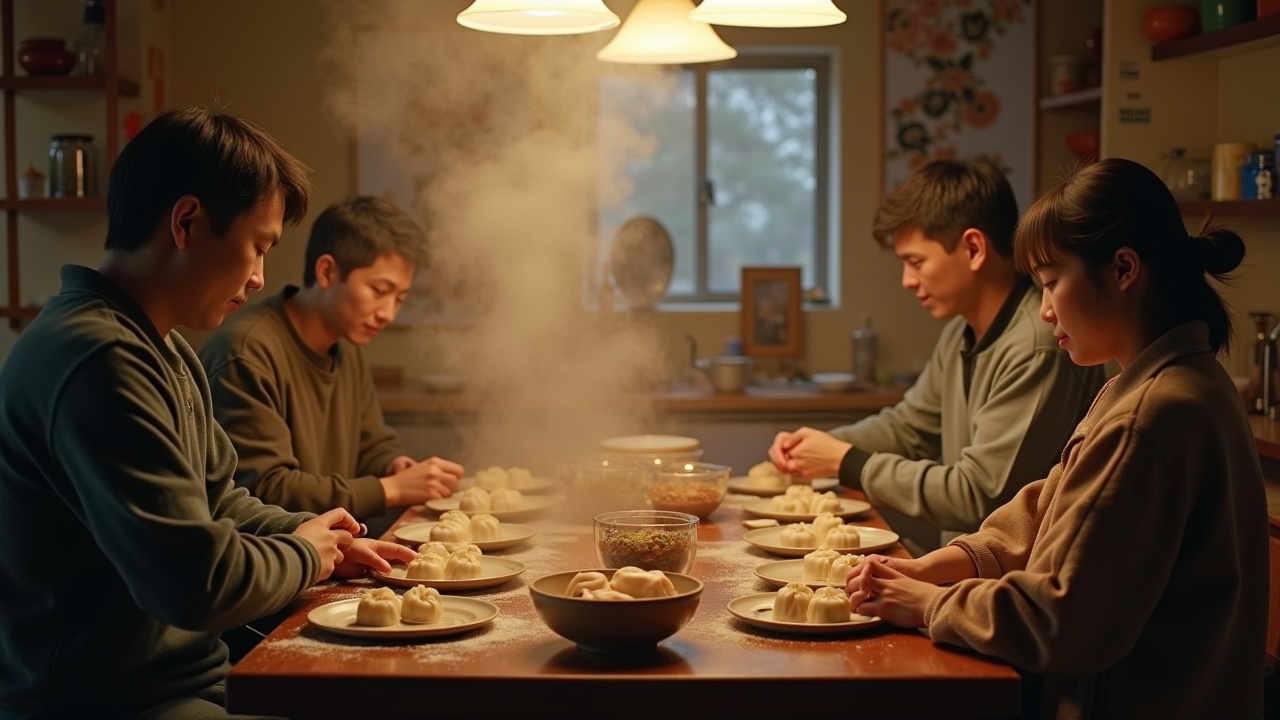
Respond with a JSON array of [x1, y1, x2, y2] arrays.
[[810, 512, 843, 546], [489, 488, 522, 511], [784, 484, 816, 502], [746, 461, 788, 489], [770, 495, 808, 514], [806, 586, 852, 623], [822, 524, 862, 550], [475, 466, 509, 490], [458, 487, 491, 512], [445, 547, 484, 580], [507, 467, 535, 490], [801, 548, 842, 581], [808, 491, 842, 514], [825, 553, 863, 584], [355, 587, 400, 626], [445, 542, 482, 556], [400, 585, 444, 624], [565, 571, 612, 597], [417, 541, 452, 561], [780, 523, 818, 548], [580, 588, 635, 601], [405, 552, 446, 580], [470, 513, 502, 542], [608, 566, 677, 598], [438, 510, 471, 531], [429, 522, 470, 543], [772, 581, 814, 623]]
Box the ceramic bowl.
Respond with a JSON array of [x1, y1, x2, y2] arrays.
[[18, 38, 75, 76], [529, 568, 703, 653], [1143, 5, 1199, 44], [594, 509, 698, 573], [646, 462, 730, 519], [812, 372, 858, 393]]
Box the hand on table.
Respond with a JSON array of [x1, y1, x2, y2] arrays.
[[768, 427, 852, 480], [381, 456, 464, 507], [331, 538, 418, 580], [292, 507, 361, 582], [846, 555, 941, 629]]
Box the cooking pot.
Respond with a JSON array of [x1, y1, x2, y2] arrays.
[[706, 356, 750, 394]]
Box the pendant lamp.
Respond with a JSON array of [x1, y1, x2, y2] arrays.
[[597, 0, 738, 64], [688, 0, 847, 28], [457, 0, 620, 35]]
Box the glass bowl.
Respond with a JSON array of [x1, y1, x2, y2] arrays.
[[646, 462, 730, 519], [528, 568, 703, 654], [555, 456, 654, 524], [594, 510, 698, 573]]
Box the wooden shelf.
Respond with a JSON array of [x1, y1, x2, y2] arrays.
[[1152, 13, 1280, 61], [0, 75, 138, 95], [0, 305, 40, 330], [0, 197, 106, 211], [1038, 85, 1102, 111], [1178, 198, 1280, 217]]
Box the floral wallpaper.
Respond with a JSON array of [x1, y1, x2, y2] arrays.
[[884, 0, 1035, 205]]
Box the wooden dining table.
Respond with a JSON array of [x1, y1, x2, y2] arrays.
[[225, 486, 1022, 719]]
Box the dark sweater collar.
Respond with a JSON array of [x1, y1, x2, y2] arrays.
[[269, 285, 343, 370], [963, 275, 1034, 355], [59, 264, 173, 355]]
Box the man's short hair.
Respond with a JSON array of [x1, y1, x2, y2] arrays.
[[302, 196, 429, 287], [105, 107, 311, 251], [872, 159, 1019, 257]]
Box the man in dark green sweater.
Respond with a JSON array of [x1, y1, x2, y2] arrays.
[[199, 196, 464, 539], [0, 107, 415, 719]]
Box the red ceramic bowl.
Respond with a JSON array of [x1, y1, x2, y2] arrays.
[[1142, 5, 1199, 44], [19, 37, 75, 76], [1066, 130, 1100, 163]]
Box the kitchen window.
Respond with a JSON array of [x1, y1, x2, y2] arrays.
[[598, 53, 835, 306]]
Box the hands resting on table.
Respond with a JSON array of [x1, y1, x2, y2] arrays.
[[292, 507, 418, 582], [845, 546, 979, 629]]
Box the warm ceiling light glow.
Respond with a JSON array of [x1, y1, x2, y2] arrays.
[[457, 0, 620, 35], [688, 0, 847, 27], [597, 0, 738, 64]]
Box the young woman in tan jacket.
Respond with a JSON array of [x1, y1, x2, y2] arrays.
[[846, 157, 1268, 719]]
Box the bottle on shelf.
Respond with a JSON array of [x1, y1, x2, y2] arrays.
[[72, 0, 106, 76]]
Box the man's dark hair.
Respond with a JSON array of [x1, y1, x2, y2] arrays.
[[872, 158, 1019, 257], [302, 196, 429, 287]]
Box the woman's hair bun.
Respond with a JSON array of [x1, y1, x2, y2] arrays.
[[1190, 227, 1245, 277]]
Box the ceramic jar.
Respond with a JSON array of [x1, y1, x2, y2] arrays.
[[1201, 0, 1254, 30], [1143, 5, 1200, 43], [18, 38, 75, 76]]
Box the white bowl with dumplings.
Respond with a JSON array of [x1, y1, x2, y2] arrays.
[[528, 568, 703, 653]]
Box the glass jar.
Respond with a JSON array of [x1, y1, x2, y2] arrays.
[[48, 134, 95, 198], [1161, 148, 1211, 201]]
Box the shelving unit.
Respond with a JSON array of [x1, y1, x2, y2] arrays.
[[1146, 13, 1280, 218], [0, 0, 137, 328], [1038, 85, 1102, 112]]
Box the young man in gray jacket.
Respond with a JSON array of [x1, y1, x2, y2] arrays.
[[769, 159, 1107, 551]]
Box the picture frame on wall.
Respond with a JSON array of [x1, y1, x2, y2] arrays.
[[740, 267, 803, 359]]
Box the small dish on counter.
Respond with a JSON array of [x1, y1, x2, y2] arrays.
[[811, 372, 859, 393]]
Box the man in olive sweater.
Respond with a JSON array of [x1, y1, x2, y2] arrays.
[[0, 108, 414, 719], [770, 160, 1108, 551], [199, 196, 463, 539]]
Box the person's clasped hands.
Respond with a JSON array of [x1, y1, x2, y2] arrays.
[[382, 455, 464, 506], [845, 554, 941, 629], [292, 507, 417, 582], [768, 427, 852, 480]]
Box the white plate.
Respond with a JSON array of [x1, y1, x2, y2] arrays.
[[598, 434, 699, 454], [425, 494, 560, 521], [372, 556, 526, 591], [742, 497, 871, 522], [727, 593, 882, 635], [726, 476, 838, 497], [457, 475, 559, 495], [743, 525, 899, 558], [393, 522, 537, 552], [754, 559, 848, 589], [307, 596, 499, 639]]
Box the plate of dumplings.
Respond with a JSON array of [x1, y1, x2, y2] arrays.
[[308, 589, 499, 639], [426, 490, 560, 521], [741, 497, 870, 522], [754, 552, 868, 590], [373, 554, 526, 591], [744, 524, 899, 558], [458, 466, 559, 495], [728, 588, 882, 636], [394, 521, 537, 552], [726, 476, 838, 497]]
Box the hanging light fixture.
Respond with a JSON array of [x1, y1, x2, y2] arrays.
[[457, 0, 620, 35], [598, 0, 737, 64], [688, 0, 847, 28]]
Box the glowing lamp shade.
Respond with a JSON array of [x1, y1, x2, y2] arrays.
[[457, 0, 620, 35], [688, 0, 847, 28], [597, 0, 738, 64]]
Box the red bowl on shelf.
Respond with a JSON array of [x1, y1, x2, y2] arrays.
[[1066, 130, 1100, 163], [18, 37, 75, 76], [1142, 5, 1199, 44]]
